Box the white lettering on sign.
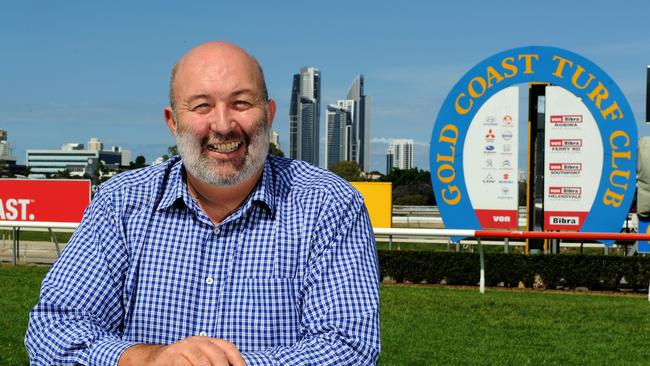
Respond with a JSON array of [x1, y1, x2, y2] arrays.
[[0, 198, 35, 221], [492, 215, 511, 222]]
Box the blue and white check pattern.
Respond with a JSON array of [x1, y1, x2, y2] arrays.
[[26, 155, 380, 365]]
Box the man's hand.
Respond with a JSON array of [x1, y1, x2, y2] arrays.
[[118, 336, 247, 366]]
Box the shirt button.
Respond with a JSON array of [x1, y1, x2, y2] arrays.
[[205, 277, 214, 285], [198, 331, 208, 337], [213, 226, 220, 234]]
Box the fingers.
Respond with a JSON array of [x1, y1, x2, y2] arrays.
[[183, 341, 228, 366], [208, 339, 248, 366], [151, 336, 245, 366]]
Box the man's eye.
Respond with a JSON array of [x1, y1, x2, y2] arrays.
[[192, 103, 211, 112], [233, 100, 252, 110]]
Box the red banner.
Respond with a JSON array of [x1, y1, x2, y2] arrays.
[[474, 209, 519, 229], [0, 179, 91, 223]]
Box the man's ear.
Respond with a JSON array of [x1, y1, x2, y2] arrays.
[[266, 99, 277, 128], [164, 107, 177, 135]]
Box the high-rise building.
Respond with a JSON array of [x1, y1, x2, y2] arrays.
[[385, 148, 394, 175], [88, 137, 103, 151], [0, 129, 11, 159], [324, 75, 371, 171], [325, 104, 351, 169], [387, 139, 414, 170], [289, 67, 321, 166], [270, 130, 280, 149], [0, 129, 21, 177]]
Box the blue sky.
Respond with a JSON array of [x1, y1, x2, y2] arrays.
[[1, 0, 649, 173]]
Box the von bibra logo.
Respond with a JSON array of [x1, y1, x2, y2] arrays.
[[550, 139, 582, 152], [550, 115, 583, 126], [430, 46, 637, 239]]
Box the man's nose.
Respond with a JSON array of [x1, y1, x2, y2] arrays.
[[209, 104, 235, 135]]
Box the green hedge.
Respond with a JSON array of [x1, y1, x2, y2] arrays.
[[378, 251, 650, 291]]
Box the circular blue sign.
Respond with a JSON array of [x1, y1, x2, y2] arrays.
[[430, 46, 637, 240]]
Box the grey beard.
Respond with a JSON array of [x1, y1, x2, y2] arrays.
[[176, 122, 270, 186]]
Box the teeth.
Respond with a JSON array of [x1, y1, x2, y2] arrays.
[[207, 142, 241, 153]]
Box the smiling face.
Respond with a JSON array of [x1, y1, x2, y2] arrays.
[[165, 42, 276, 186]]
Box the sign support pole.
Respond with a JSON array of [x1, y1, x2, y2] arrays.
[[12, 227, 19, 265], [478, 238, 485, 294]]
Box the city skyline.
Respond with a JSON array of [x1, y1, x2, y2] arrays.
[[326, 75, 371, 170], [2, 1, 649, 173]]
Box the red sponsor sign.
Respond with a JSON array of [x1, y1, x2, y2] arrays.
[[550, 115, 583, 123], [544, 211, 589, 231], [474, 209, 518, 229], [549, 163, 582, 171], [549, 139, 582, 147], [549, 186, 582, 195], [0, 179, 91, 223]]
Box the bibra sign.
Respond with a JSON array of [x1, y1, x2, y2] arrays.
[[0, 179, 91, 224], [430, 46, 637, 239]]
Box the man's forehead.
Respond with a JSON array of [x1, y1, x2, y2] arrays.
[[174, 45, 263, 97]]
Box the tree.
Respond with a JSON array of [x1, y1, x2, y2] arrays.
[[329, 161, 362, 182], [53, 169, 72, 179], [168, 145, 178, 156], [384, 168, 435, 205], [269, 142, 284, 157], [129, 155, 147, 169]]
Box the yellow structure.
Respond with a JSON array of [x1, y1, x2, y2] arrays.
[[350, 182, 392, 228]]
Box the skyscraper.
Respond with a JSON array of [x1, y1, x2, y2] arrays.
[[0, 129, 10, 159], [289, 67, 321, 166], [385, 148, 394, 175], [324, 75, 371, 171], [269, 130, 280, 149], [387, 139, 414, 170], [325, 103, 351, 169]]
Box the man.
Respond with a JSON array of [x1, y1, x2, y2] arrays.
[[25, 42, 380, 365]]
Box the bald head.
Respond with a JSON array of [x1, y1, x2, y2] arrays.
[[169, 41, 268, 115]]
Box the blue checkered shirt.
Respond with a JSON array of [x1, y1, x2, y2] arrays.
[[26, 155, 380, 365]]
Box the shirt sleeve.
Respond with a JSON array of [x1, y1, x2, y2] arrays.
[[25, 188, 135, 366], [241, 192, 381, 365]]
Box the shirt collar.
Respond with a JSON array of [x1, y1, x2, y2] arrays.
[[156, 157, 276, 217], [244, 157, 276, 216], [157, 157, 195, 211]]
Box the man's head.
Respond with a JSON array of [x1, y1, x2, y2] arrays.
[[164, 41, 276, 186]]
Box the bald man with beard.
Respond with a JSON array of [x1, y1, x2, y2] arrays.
[[26, 42, 380, 366]]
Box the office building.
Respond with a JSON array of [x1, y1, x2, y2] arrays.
[[387, 139, 414, 170], [88, 137, 103, 151], [0, 129, 24, 177], [289, 67, 321, 166], [324, 75, 371, 171], [27, 138, 129, 178]]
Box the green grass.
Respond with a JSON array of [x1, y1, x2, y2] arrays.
[[380, 285, 650, 365], [0, 229, 73, 243], [0, 265, 49, 365], [2, 265, 650, 365]]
